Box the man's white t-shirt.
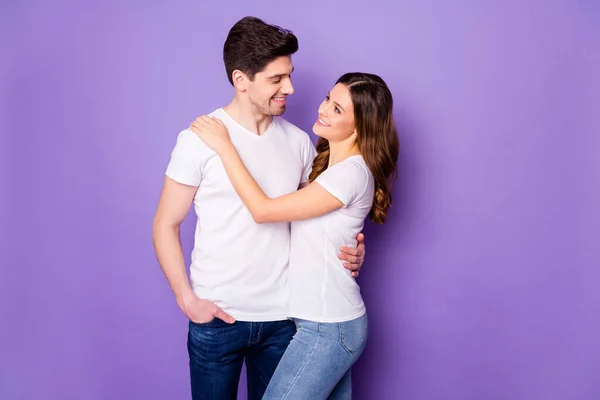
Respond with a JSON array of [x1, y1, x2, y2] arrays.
[[165, 108, 316, 322], [287, 155, 375, 322]]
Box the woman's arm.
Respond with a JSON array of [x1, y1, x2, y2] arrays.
[[218, 146, 343, 223], [188, 115, 343, 223], [189, 115, 365, 273]]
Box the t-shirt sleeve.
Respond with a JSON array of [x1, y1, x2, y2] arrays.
[[165, 129, 208, 187], [300, 135, 317, 184], [315, 160, 370, 207]]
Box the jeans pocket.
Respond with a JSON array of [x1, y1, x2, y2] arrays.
[[188, 318, 226, 346], [338, 315, 368, 355], [191, 317, 218, 327]]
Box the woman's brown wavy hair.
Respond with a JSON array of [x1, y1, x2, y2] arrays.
[[308, 72, 399, 224]]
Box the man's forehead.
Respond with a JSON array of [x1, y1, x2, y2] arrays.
[[260, 57, 294, 76]]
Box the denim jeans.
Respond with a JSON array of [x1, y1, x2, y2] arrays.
[[262, 314, 368, 399], [187, 318, 296, 400]]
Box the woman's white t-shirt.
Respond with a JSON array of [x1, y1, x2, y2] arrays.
[[287, 155, 375, 323]]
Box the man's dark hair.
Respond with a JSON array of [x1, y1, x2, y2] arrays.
[[223, 17, 298, 85]]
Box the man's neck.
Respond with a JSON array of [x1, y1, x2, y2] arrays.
[[223, 99, 273, 136]]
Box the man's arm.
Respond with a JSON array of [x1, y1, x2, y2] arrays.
[[222, 146, 366, 275], [340, 233, 365, 277], [189, 117, 366, 278], [152, 176, 234, 324]]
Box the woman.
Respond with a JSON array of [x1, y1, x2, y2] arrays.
[[190, 72, 399, 399]]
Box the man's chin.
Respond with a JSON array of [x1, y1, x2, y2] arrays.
[[270, 106, 286, 116]]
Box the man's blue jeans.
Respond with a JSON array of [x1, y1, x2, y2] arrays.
[[187, 318, 296, 400]]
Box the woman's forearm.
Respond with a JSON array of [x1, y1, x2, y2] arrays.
[[219, 146, 272, 222], [218, 146, 343, 223]]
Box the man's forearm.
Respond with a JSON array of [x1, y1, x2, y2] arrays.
[[152, 222, 194, 309]]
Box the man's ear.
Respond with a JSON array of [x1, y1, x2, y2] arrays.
[[232, 70, 248, 92]]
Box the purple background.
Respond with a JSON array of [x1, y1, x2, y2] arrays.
[[2, 1, 599, 399]]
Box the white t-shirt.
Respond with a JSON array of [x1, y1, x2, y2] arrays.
[[165, 108, 316, 322], [288, 155, 375, 322]]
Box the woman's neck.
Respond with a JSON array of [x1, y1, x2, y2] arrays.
[[328, 139, 361, 167]]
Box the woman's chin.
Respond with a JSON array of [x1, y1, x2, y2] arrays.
[[312, 124, 326, 138]]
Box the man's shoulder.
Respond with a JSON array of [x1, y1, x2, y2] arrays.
[[171, 128, 216, 157], [207, 108, 224, 118]]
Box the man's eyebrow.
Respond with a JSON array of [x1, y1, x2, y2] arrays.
[[268, 67, 295, 79]]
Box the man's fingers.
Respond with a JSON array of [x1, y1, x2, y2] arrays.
[[214, 307, 236, 324], [345, 262, 359, 277], [356, 233, 365, 244], [339, 246, 360, 256], [343, 261, 360, 271], [338, 253, 359, 263]]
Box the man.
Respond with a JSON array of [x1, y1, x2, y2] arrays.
[[152, 16, 365, 400]]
